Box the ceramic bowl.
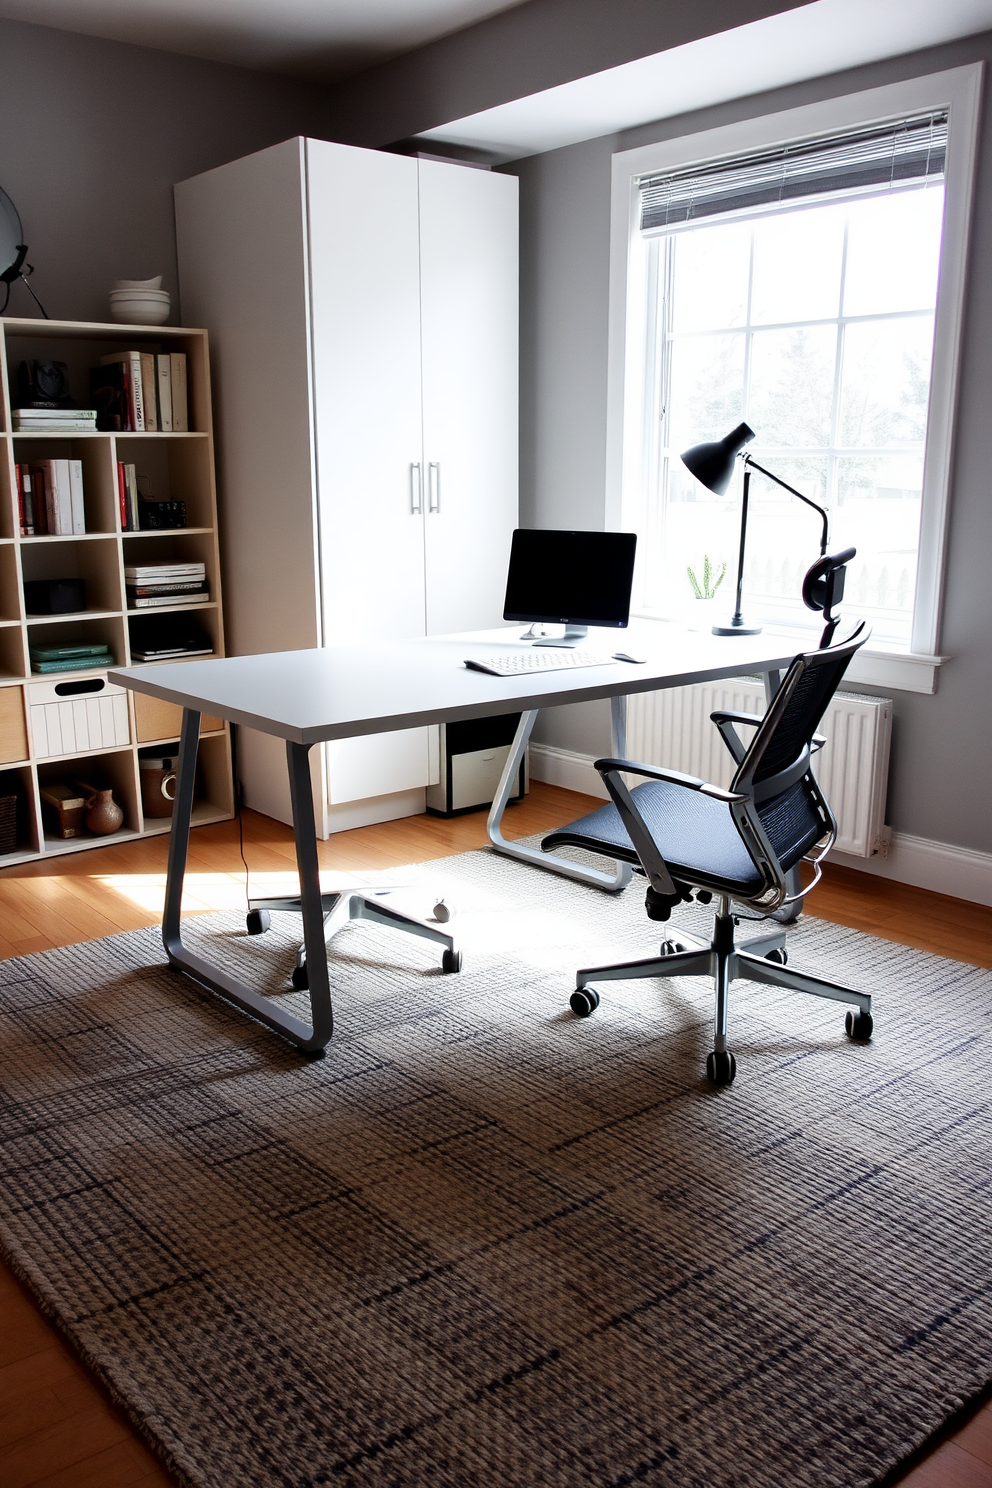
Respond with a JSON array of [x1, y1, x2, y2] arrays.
[[109, 288, 171, 325]]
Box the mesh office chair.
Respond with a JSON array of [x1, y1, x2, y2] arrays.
[[542, 592, 872, 1087]]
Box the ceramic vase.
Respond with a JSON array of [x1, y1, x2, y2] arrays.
[[85, 789, 124, 835]]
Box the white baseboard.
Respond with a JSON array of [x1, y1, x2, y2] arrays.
[[530, 743, 992, 906], [530, 743, 610, 801], [830, 834, 992, 906]]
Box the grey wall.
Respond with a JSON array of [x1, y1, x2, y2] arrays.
[[511, 34, 992, 853], [0, 17, 331, 324], [324, 0, 811, 147]]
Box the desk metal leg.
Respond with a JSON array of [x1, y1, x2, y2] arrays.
[[162, 714, 333, 1053], [487, 705, 633, 893]]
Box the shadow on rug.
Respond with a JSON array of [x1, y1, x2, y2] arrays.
[[1, 847, 990, 1487]]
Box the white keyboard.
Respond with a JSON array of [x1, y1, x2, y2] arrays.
[[464, 649, 615, 678]]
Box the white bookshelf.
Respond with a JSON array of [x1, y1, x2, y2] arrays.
[[0, 317, 233, 864]]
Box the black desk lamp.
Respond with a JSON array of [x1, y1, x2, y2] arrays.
[[680, 421, 829, 636]]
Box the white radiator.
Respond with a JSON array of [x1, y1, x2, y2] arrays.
[[626, 680, 892, 857]]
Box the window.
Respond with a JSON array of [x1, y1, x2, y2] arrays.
[[608, 69, 981, 690]]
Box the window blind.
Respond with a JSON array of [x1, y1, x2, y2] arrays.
[[639, 111, 948, 233]]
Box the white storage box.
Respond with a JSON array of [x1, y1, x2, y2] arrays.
[[28, 676, 131, 759]]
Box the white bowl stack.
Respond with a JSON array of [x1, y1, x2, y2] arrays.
[[109, 276, 171, 325]]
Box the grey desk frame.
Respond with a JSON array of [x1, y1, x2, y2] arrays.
[[112, 628, 796, 1055]]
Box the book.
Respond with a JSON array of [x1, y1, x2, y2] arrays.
[[140, 352, 158, 430], [156, 354, 173, 431], [170, 352, 188, 431], [31, 654, 112, 674], [116, 461, 128, 529], [91, 363, 129, 431], [45, 459, 73, 535], [16, 465, 35, 536], [125, 563, 205, 581], [39, 783, 87, 838], [127, 591, 208, 609], [32, 460, 65, 534], [30, 641, 110, 661], [27, 464, 47, 535], [68, 459, 86, 534], [124, 463, 139, 531], [128, 580, 207, 594], [11, 410, 96, 431], [100, 352, 145, 430]]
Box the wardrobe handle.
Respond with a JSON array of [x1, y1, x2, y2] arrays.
[[410, 462, 423, 514], [428, 461, 441, 513]]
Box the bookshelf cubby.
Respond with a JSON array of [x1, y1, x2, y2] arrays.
[[0, 317, 233, 865]]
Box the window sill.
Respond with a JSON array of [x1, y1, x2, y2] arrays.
[[632, 612, 943, 694]]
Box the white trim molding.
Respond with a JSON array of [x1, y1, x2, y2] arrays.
[[605, 65, 984, 687], [530, 743, 992, 906]]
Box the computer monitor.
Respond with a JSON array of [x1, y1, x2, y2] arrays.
[[503, 528, 637, 645]]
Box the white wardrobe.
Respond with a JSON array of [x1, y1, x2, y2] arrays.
[[175, 138, 518, 833]]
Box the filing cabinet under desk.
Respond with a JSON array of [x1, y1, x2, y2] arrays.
[[426, 712, 528, 818]]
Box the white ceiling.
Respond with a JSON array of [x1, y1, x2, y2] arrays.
[[0, 0, 529, 78], [419, 0, 992, 160]]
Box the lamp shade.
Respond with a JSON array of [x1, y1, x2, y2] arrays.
[[680, 422, 755, 495]]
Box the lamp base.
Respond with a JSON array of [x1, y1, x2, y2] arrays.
[[711, 619, 763, 636]]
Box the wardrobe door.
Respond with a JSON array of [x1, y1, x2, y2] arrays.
[[307, 140, 432, 805], [419, 161, 519, 635]]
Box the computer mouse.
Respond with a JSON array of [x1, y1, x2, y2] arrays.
[[613, 651, 647, 664]]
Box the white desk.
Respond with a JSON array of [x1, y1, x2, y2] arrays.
[[111, 625, 796, 1054]]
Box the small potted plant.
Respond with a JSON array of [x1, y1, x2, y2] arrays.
[[684, 555, 727, 628]]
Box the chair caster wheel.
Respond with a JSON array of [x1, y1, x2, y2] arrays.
[[706, 1050, 737, 1087], [246, 909, 270, 935], [441, 948, 462, 973], [433, 900, 451, 923], [569, 988, 600, 1017], [845, 1009, 873, 1041], [660, 940, 687, 955], [765, 947, 788, 965], [291, 963, 309, 990]]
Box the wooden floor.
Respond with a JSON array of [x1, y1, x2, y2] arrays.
[[1, 781, 990, 1488]]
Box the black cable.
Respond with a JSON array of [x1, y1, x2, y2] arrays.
[[20, 270, 49, 319]]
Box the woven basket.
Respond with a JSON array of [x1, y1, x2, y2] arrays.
[[0, 790, 18, 854]]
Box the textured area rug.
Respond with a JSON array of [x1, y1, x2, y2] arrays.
[[1, 847, 991, 1488]]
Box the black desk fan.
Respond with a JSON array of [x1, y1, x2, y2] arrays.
[[1, 184, 48, 317]]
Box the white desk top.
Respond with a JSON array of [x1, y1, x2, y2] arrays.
[[109, 625, 798, 746]]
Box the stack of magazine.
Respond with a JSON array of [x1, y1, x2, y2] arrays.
[[125, 562, 208, 610], [12, 407, 97, 433], [31, 641, 113, 675]]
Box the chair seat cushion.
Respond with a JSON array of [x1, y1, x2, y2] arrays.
[[542, 777, 823, 896]]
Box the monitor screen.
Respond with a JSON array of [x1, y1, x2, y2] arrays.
[[502, 529, 637, 630]]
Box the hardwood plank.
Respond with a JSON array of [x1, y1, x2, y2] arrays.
[[0, 1405, 131, 1488], [955, 1406, 992, 1470], [29, 1440, 173, 1488], [900, 1440, 992, 1487]]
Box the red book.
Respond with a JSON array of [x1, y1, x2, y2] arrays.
[[15, 464, 34, 535], [117, 461, 129, 531]]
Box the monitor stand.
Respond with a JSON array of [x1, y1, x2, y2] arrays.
[[525, 624, 588, 648]]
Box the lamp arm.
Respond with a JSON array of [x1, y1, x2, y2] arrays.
[[743, 454, 828, 555]]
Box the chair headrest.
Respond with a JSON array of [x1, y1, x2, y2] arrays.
[[802, 547, 857, 613]]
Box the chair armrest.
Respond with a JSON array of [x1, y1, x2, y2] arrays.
[[710, 710, 761, 728], [710, 709, 762, 767], [594, 757, 745, 803]]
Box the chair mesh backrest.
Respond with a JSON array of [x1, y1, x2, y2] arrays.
[[751, 645, 855, 784]]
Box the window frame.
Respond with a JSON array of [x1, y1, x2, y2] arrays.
[[605, 66, 983, 694]]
